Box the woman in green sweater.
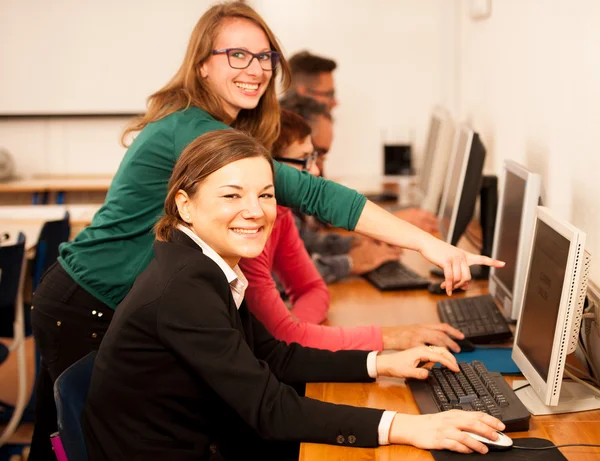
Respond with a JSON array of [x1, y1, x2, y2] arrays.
[[29, 2, 503, 459]]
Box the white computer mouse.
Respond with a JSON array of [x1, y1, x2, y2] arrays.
[[464, 430, 513, 451]]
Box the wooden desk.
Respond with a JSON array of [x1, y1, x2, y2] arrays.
[[299, 251, 600, 461], [0, 175, 112, 205]]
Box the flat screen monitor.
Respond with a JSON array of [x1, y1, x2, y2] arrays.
[[438, 124, 486, 245], [512, 206, 590, 409], [488, 161, 541, 321], [418, 108, 455, 213]]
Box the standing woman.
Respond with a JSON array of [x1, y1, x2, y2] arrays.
[[29, 2, 502, 459]]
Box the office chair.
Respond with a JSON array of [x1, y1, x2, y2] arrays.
[[53, 351, 96, 461], [33, 212, 71, 290], [0, 234, 29, 448]]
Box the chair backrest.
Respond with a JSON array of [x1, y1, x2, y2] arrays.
[[33, 212, 71, 289], [0, 233, 26, 335], [54, 351, 96, 461]]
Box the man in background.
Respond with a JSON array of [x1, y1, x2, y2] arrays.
[[286, 51, 338, 111]]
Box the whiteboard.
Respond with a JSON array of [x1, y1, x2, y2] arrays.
[[0, 0, 212, 115]]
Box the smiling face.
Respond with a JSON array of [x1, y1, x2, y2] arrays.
[[200, 18, 273, 120], [175, 157, 276, 268]]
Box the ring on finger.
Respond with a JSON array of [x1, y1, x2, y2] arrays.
[[428, 345, 435, 351]]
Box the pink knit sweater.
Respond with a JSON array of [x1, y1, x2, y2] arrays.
[[239, 206, 383, 352]]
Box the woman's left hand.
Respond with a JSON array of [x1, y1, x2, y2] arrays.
[[418, 236, 505, 295], [376, 345, 459, 380]]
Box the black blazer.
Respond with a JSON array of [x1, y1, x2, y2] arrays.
[[83, 230, 384, 461]]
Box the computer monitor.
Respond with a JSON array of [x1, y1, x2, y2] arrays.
[[488, 161, 541, 321], [512, 206, 594, 414], [437, 124, 486, 246], [418, 107, 455, 214]]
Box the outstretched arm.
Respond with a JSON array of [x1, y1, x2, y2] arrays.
[[273, 164, 504, 296]]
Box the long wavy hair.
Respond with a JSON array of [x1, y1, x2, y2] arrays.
[[121, 1, 291, 149], [154, 129, 273, 242]]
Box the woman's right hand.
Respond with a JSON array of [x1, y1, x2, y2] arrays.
[[389, 411, 506, 454]]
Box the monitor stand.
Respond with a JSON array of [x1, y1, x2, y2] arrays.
[[513, 380, 600, 415]]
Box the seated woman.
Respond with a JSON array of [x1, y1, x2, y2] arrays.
[[83, 130, 505, 460], [239, 110, 464, 352]]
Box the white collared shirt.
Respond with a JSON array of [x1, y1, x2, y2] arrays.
[[177, 224, 395, 444], [177, 225, 248, 309]]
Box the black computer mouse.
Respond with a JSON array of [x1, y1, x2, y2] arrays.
[[428, 282, 469, 295], [455, 338, 476, 353], [427, 282, 445, 295]]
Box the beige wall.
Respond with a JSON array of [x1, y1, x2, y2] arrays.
[[456, 0, 600, 283], [0, 0, 453, 177]]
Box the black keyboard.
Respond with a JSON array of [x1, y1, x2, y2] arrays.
[[437, 295, 512, 344], [408, 361, 530, 432], [362, 261, 430, 291]]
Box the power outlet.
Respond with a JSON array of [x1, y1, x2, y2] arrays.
[[582, 280, 600, 380]]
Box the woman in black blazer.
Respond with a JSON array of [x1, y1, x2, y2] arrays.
[[83, 130, 505, 460]]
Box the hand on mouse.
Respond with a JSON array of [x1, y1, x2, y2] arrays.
[[375, 345, 459, 379], [389, 410, 505, 454], [381, 324, 465, 353]]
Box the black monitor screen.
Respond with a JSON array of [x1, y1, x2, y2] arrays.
[[440, 130, 469, 241], [516, 220, 569, 381], [494, 172, 526, 294], [420, 117, 440, 194]]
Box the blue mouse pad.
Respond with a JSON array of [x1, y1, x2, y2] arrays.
[[431, 437, 567, 460], [434, 347, 520, 375]]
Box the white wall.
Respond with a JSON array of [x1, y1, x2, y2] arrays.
[[251, 0, 456, 177], [0, 0, 453, 177], [457, 0, 600, 283]]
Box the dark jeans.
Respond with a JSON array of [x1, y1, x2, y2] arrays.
[[29, 263, 113, 461]]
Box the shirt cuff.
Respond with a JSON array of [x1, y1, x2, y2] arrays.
[[366, 351, 379, 378], [378, 411, 397, 445]]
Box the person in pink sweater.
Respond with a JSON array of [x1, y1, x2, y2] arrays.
[[239, 110, 464, 352]]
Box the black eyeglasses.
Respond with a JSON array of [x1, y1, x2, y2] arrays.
[[212, 48, 281, 71], [306, 88, 336, 100], [273, 151, 318, 170]]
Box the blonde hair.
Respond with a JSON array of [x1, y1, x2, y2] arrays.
[[154, 129, 273, 242], [122, 1, 290, 149]]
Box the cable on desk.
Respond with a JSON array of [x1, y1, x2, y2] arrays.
[[513, 443, 600, 450]]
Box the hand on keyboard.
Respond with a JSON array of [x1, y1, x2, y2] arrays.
[[381, 323, 465, 352], [389, 410, 505, 454], [375, 345, 459, 380], [348, 239, 402, 275]]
